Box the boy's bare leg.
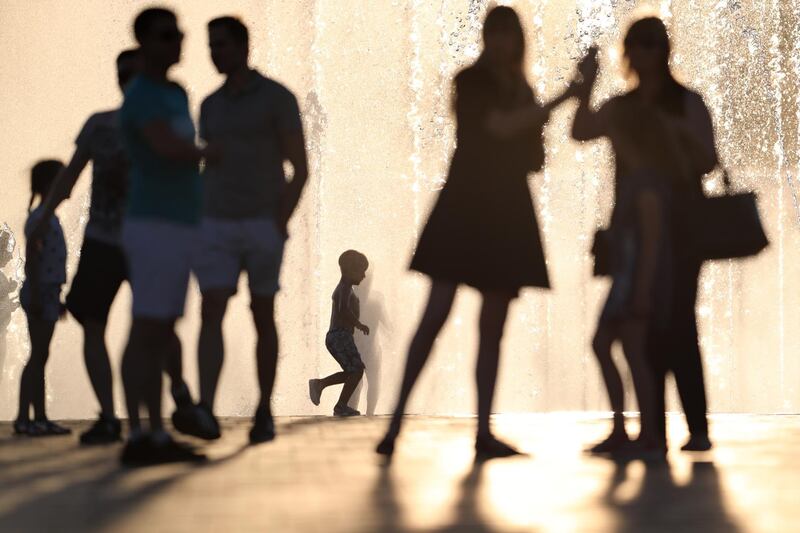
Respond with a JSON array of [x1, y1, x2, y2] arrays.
[[317, 372, 347, 390], [336, 370, 363, 407]]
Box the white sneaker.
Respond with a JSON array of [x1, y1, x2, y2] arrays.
[[309, 379, 322, 406]]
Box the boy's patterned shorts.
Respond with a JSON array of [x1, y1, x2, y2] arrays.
[[325, 329, 365, 373]]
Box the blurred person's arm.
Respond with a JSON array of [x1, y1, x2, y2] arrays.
[[571, 47, 610, 142], [278, 129, 308, 236], [277, 91, 309, 237], [141, 121, 211, 163], [487, 82, 579, 139]]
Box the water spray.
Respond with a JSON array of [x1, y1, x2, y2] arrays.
[[786, 173, 800, 229]]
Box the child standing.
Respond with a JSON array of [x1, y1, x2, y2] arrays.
[[15, 160, 70, 436], [309, 250, 369, 417]]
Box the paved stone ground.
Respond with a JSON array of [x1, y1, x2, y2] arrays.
[[0, 414, 797, 532]]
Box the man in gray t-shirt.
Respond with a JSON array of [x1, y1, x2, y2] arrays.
[[194, 16, 309, 443]]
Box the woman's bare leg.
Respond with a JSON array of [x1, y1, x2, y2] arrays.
[[381, 281, 456, 441]]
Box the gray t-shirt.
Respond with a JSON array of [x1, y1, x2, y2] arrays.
[[76, 110, 128, 244], [199, 70, 303, 219]]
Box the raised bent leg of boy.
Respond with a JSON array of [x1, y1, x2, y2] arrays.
[[336, 370, 364, 408]]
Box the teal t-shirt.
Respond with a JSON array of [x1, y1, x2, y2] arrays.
[[120, 76, 202, 225]]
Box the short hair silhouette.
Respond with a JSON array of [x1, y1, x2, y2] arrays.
[[209, 16, 249, 47], [29, 160, 64, 212], [133, 7, 176, 43], [339, 250, 369, 274]]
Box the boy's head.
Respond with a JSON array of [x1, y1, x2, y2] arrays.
[[28, 159, 64, 213], [338, 250, 369, 285]]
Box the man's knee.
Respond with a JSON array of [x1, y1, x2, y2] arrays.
[[251, 295, 276, 335], [131, 318, 174, 345], [201, 290, 232, 324]]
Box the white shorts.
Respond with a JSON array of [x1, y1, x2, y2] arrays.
[[194, 217, 285, 296], [122, 219, 198, 320]]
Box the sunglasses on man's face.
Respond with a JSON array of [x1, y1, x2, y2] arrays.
[[156, 29, 184, 43]]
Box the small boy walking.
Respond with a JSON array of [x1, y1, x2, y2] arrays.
[[309, 250, 369, 417]]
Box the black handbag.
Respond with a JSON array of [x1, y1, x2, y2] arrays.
[[690, 169, 769, 261]]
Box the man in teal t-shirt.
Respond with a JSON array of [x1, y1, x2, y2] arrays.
[[118, 8, 219, 467]]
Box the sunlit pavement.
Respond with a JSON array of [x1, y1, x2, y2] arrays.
[[0, 414, 796, 532]]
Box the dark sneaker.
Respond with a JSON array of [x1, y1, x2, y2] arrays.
[[333, 404, 360, 417], [587, 431, 631, 455], [171, 382, 193, 410], [172, 403, 220, 440], [121, 435, 206, 467], [475, 434, 523, 460], [13, 419, 44, 437], [681, 434, 712, 452], [308, 379, 322, 406], [249, 407, 275, 445], [80, 415, 122, 445], [195, 402, 221, 439], [33, 419, 72, 436]]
